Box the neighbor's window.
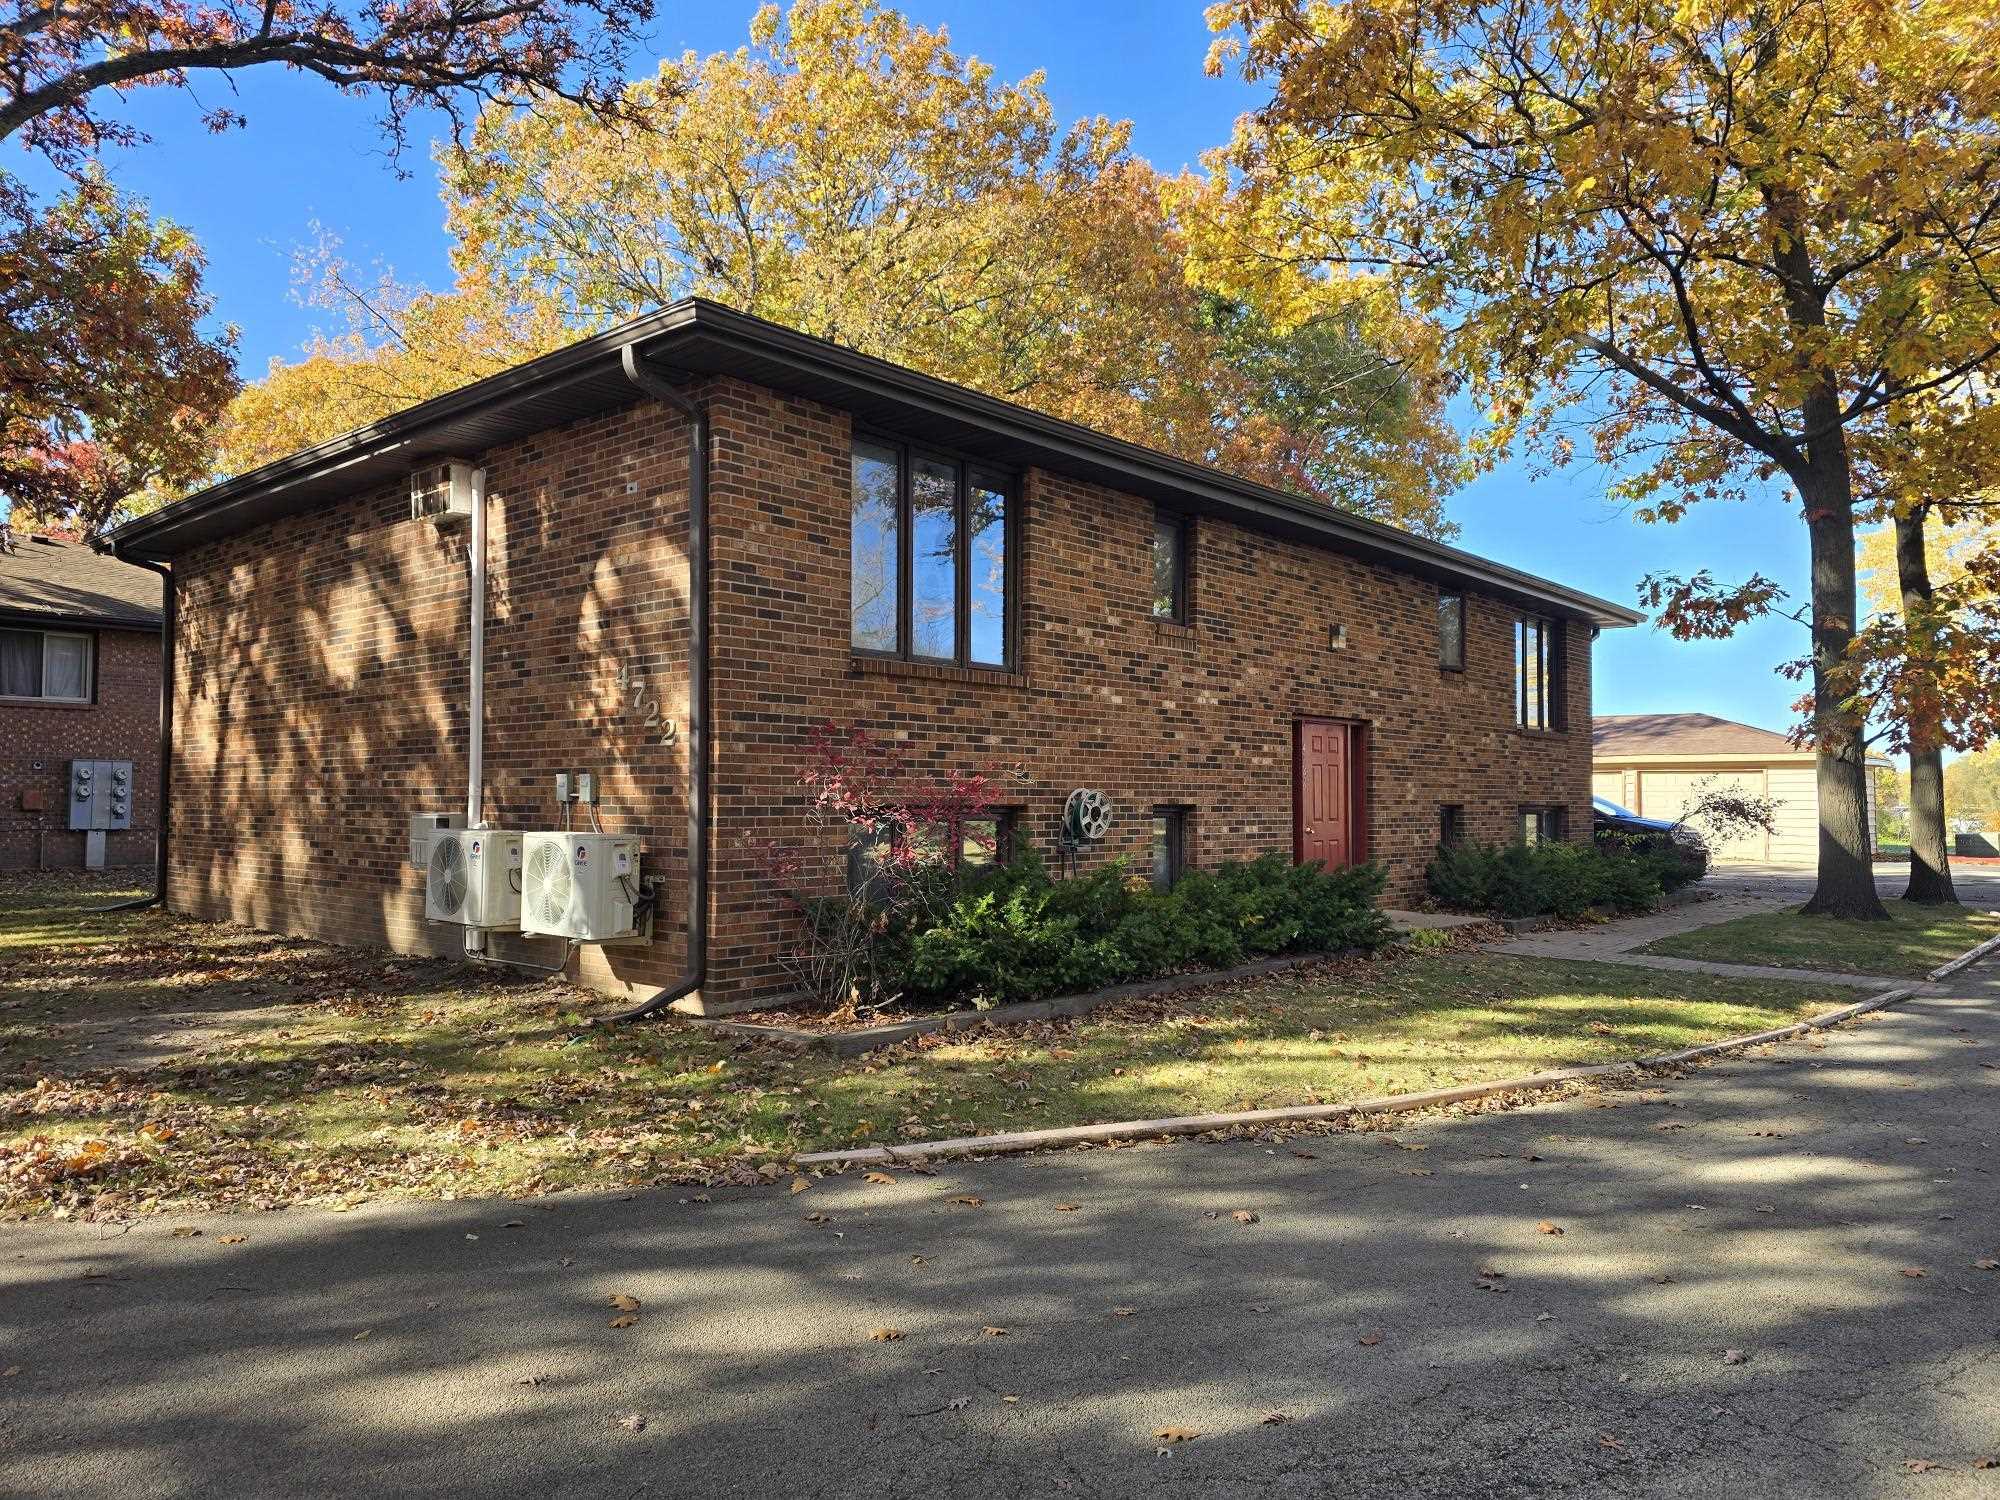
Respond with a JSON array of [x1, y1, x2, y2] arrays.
[[850, 439, 1012, 667], [1438, 593, 1465, 671], [1439, 804, 1467, 847], [1152, 512, 1189, 623], [1520, 806, 1568, 845], [1150, 806, 1190, 890], [0, 628, 91, 702], [1514, 616, 1563, 729]]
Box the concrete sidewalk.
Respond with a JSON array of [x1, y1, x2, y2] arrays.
[[2, 962, 1995, 1498], [1488, 866, 2000, 986]]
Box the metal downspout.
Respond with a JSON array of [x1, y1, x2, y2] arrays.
[[594, 347, 709, 1022], [464, 466, 490, 959]]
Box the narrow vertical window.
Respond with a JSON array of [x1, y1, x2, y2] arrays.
[[1515, 616, 1560, 729], [1150, 807, 1189, 890], [1439, 804, 1466, 847], [851, 442, 900, 652], [968, 475, 1009, 666], [1438, 593, 1465, 670], [1152, 513, 1188, 623], [909, 458, 959, 660]]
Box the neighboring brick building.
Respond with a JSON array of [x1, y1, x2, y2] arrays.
[[0, 526, 162, 871], [102, 301, 1638, 1010]]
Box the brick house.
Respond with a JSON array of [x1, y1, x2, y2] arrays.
[[101, 301, 1639, 1012], [0, 526, 163, 871]]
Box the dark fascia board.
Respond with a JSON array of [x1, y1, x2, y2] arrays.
[[0, 606, 161, 633], [105, 298, 1644, 628]]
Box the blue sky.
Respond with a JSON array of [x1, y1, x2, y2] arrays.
[[17, 0, 1823, 739]]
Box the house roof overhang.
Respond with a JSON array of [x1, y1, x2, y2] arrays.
[[103, 299, 1644, 629]]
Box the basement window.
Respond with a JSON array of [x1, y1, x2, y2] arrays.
[[0, 628, 91, 702], [1151, 806, 1191, 890], [1520, 806, 1568, 845], [851, 438, 1013, 668]]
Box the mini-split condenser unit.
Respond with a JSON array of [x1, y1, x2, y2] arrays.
[[520, 832, 641, 942], [426, 829, 523, 930]]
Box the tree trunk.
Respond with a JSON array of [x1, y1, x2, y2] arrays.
[[1896, 506, 1958, 903], [1796, 446, 1891, 920]]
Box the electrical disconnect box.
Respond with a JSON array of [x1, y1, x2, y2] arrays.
[[68, 760, 133, 832]]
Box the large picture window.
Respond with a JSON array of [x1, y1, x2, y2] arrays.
[[1514, 616, 1563, 729], [0, 628, 91, 702], [850, 439, 1013, 668]]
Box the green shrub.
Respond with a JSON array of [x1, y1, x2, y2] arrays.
[[1424, 838, 1668, 918], [897, 848, 1391, 1008]]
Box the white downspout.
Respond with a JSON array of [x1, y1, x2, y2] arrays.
[[465, 465, 489, 957]]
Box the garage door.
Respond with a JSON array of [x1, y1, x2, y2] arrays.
[[1763, 766, 1818, 865], [1636, 769, 1771, 862], [1592, 772, 1627, 807]]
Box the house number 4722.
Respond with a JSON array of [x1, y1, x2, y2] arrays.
[[615, 662, 678, 745]]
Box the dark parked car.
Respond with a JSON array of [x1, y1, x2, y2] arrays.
[[1592, 796, 1711, 883]]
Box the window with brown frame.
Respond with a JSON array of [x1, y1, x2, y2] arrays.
[[850, 439, 1013, 668], [1151, 511, 1190, 624], [0, 628, 92, 702], [1514, 616, 1565, 729], [1438, 593, 1465, 670], [1520, 806, 1568, 845], [1439, 804, 1467, 847], [1150, 806, 1190, 890]]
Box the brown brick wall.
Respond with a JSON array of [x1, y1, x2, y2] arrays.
[[0, 628, 160, 870], [703, 382, 1592, 1002], [167, 373, 1592, 1007]]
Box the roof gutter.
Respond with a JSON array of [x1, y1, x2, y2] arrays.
[[101, 300, 1642, 629], [592, 347, 709, 1023]]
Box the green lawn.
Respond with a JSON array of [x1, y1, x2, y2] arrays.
[[1643, 899, 2000, 978], [0, 873, 1857, 1219]]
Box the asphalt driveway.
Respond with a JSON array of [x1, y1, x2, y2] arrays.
[[2, 962, 1996, 1499]]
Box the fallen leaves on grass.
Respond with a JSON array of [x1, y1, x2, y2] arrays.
[[1974, 1259, 1997, 1271], [1722, 1349, 1748, 1365], [1358, 1331, 1383, 1346], [1232, 1209, 1259, 1224], [951, 1195, 984, 1207], [1260, 1412, 1292, 1425], [1155, 1427, 1199, 1443], [981, 1326, 1009, 1338], [869, 1328, 904, 1342], [218, 1234, 246, 1245], [863, 1172, 895, 1185], [1109, 1305, 1138, 1317], [789, 1177, 812, 1195], [612, 1412, 648, 1433], [1901, 1267, 1929, 1279], [1536, 1221, 1564, 1236]]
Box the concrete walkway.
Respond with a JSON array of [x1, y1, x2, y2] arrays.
[[3, 961, 1997, 1498], [1490, 864, 2000, 987]]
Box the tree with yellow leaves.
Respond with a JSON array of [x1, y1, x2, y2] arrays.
[[389, 0, 1454, 532], [1201, 0, 2000, 919]]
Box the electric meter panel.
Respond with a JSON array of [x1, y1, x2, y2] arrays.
[[69, 759, 134, 832]]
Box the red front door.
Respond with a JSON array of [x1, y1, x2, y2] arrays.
[[1295, 719, 1357, 870]]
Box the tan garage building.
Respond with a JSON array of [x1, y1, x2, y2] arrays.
[[1592, 713, 1886, 866]]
